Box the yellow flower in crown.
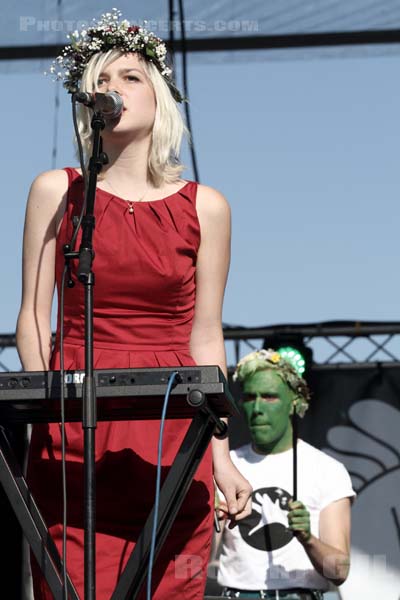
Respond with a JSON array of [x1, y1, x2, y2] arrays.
[[269, 352, 281, 364], [233, 349, 282, 381]]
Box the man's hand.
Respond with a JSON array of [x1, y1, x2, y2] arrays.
[[287, 499, 311, 543]]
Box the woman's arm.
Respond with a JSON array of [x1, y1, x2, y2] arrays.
[[190, 184, 252, 522], [16, 170, 68, 371]]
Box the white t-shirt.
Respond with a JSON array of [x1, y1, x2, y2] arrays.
[[217, 440, 355, 591]]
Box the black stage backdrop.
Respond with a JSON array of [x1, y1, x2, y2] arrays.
[[223, 365, 400, 598]]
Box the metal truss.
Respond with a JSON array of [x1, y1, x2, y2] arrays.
[[2, 321, 400, 372], [2, 29, 400, 62], [222, 321, 400, 369]]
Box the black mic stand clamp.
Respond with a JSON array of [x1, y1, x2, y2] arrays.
[[62, 110, 109, 600]]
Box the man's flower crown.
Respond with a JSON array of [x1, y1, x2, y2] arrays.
[[48, 8, 183, 102], [233, 349, 282, 381]]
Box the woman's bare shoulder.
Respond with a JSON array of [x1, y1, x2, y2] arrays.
[[27, 169, 71, 213], [196, 183, 230, 219], [30, 168, 69, 193]]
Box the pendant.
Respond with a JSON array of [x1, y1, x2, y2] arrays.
[[128, 202, 134, 214]]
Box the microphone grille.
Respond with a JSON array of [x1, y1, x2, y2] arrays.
[[103, 91, 123, 119]]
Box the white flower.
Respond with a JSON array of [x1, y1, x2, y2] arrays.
[[47, 9, 180, 100]]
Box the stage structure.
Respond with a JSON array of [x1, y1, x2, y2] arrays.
[[2, 319, 400, 371], [2, 1, 400, 62]]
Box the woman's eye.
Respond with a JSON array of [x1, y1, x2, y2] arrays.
[[126, 75, 139, 82]]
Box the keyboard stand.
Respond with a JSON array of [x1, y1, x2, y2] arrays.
[[0, 384, 234, 599], [0, 426, 80, 599]]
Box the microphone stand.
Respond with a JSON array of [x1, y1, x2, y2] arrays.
[[64, 109, 108, 600]]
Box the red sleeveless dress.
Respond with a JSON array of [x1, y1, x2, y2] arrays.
[[27, 167, 214, 599]]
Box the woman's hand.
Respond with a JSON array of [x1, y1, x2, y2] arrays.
[[214, 458, 252, 528]]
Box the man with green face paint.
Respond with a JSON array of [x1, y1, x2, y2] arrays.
[[215, 349, 355, 600]]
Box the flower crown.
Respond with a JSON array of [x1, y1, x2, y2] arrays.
[[48, 8, 183, 102], [233, 349, 282, 381]]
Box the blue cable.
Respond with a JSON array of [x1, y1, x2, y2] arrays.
[[146, 370, 180, 600]]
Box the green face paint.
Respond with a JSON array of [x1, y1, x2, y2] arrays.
[[242, 369, 295, 455]]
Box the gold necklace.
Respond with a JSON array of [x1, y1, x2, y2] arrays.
[[105, 178, 149, 213]]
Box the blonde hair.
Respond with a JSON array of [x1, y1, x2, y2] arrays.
[[75, 49, 187, 186]]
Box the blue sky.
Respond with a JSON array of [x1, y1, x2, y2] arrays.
[[1, 51, 400, 370]]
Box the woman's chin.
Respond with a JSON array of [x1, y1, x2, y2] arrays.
[[102, 124, 138, 140]]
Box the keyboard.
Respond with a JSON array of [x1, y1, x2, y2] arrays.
[[0, 366, 237, 423]]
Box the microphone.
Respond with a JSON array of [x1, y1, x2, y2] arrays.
[[74, 91, 123, 119]]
